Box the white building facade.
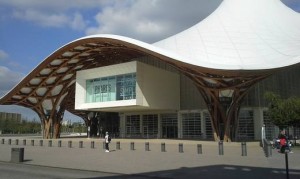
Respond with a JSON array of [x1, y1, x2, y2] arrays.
[[1, 0, 300, 140], [74, 56, 299, 140]]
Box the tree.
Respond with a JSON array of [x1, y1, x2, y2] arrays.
[[0, 117, 41, 134], [264, 92, 300, 129]]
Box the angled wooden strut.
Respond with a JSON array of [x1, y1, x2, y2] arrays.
[[184, 69, 271, 141]]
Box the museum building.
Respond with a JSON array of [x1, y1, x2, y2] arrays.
[[1, 0, 300, 141]]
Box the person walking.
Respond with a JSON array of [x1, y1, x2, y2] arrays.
[[278, 130, 287, 153], [104, 132, 111, 152]]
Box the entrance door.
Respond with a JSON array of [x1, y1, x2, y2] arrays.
[[162, 126, 178, 138], [161, 113, 178, 139], [143, 126, 149, 138]]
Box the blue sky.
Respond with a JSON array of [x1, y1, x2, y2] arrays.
[[0, 0, 299, 122]]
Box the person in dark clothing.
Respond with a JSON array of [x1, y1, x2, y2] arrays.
[[104, 132, 110, 152]]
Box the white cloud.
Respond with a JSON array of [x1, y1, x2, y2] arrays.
[[0, 50, 8, 62], [1, 0, 222, 42], [1, 0, 299, 43], [0, 50, 28, 73], [13, 9, 68, 28], [70, 12, 86, 31], [86, 0, 223, 43], [0, 0, 107, 30], [0, 66, 24, 98], [0, 0, 111, 12], [12, 9, 86, 30]]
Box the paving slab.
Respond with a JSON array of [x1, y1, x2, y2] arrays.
[[0, 137, 299, 179]]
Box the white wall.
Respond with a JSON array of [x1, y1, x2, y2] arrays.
[[75, 61, 180, 112], [75, 61, 137, 110], [137, 62, 180, 110]]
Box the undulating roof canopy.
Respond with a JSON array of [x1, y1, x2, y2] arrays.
[[154, 0, 300, 70], [0, 0, 299, 118]]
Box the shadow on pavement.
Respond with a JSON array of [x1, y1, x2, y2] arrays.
[[82, 164, 300, 179]]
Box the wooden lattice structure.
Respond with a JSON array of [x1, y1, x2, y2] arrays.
[[1, 0, 300, 140]]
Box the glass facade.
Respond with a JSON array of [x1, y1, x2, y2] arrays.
[[142, 114, 158, 138], [237, 110, 254, 140], [161, 114, 178, 138], [182, 113, 202, 138], [86, 73, 136, 103], [82, 57, 300, 141], [263, 111, 278, 140], [125, 115, 140, 137]]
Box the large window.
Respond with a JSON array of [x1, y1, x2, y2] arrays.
[[263, 111, 278, 140], [125, 115, 140, 137], [142, 114, 158, 138], [237, 110, 254, 140], [182, 113, 202, 139], [161, 113, 178, 138], [86, 73, 136, 103]]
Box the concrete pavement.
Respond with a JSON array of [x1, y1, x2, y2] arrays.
[[0, 136, 299, 179]]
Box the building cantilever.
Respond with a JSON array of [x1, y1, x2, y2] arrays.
[[0, 0, 299, 140]]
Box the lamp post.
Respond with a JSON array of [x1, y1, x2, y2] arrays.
[[261, 124, 266, 147]]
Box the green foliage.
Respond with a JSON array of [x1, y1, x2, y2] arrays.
[[265, 91, 300, 129], [0, 118, 41, 134], [60, 121, 86, 134]]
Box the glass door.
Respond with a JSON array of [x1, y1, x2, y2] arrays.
[[161, 113, 178, 138]]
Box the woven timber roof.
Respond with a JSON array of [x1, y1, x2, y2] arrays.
[[0, 0, 299, 118]]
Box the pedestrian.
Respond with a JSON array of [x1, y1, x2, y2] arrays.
[[278, 130, 287, 153], [104, 131, 111, 152], [286, 135, 293, 153]]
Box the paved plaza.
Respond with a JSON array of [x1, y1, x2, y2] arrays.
[[0, 136, 299, 178]]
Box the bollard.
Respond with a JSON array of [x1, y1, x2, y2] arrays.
[[285, 152, 290, 179], [68, 141, 72, 148], [31, 140, 34, 146], [79, 141, 83, 148], [197, 144, 202, 154], [241, 142, 247, 156], [91, 141, 95, 149], [179, 143, 184, 153], [267, 143, 272, 157], [116, 141, 120, 150], [218, 141, 224, 155], [103, 141, 105, 149], [161, 142, 166, 152], [8, 139, 11, 145], [1, 138, 4, 144], [15, 139, 19, 145], [39, 140, 43, 146], [58, 140, 62, 147], [23, 139, 26, 146], [11, 148, 24, 163], [145, 142, 150, 151], [130, 142, 135, 150], [48, 140, 52, 147]]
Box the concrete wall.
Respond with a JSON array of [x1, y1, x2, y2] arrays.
[[136, 62, 180, 110], [75, 61, 137, 110], [75, 61, 180, 111]]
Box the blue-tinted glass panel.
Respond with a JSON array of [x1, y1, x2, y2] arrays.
[[85, 73, 136, 103], [86, 80, 93, 103]]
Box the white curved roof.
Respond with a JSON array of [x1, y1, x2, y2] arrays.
[[154, 0, 300, 70], [1, 0, 300, 116]]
